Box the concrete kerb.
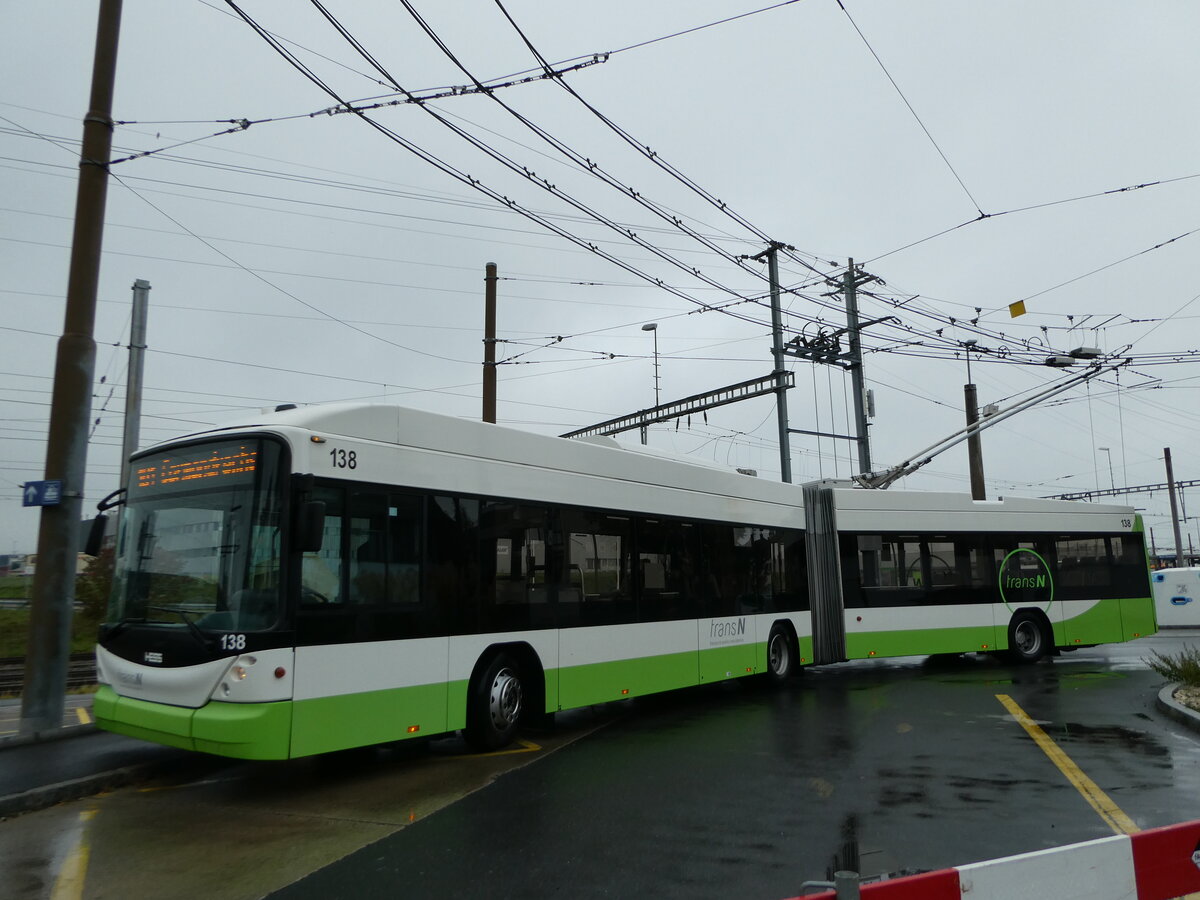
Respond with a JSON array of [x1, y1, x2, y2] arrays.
[[0, 762, 167, 819], [1156, 682, 1200, 734], [0, 721, 96, 750]]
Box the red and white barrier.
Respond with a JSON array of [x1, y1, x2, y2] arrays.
[[790, 819, 1200, 900]]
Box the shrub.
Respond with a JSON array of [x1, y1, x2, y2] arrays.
[[1145, 646, 1200, 687], [74, 547, 114, 627]]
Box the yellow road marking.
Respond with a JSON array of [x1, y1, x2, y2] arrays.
[[469, 738, 542, 758], [75, 707, 91, 725], [50, 808, 97, 900], [996, 694, 1139, 835]]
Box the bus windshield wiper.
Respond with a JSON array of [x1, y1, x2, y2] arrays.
[[104, 616, 146, 640], [146, 605, 212, 647]]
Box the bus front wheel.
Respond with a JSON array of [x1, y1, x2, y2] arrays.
[[1007, 612, 1049, 664], [465, 653, 523, 750]]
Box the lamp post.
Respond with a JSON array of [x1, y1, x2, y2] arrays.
[[1098, 446, 1115, 492], [641, 323, 659, 445]]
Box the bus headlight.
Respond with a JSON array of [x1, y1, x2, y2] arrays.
[[231, 655, 257, 681]]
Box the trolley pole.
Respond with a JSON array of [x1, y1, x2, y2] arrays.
[[482, 262, 498, 424], [1165, 447, 1185, 567], [21, 0, 124, 736]]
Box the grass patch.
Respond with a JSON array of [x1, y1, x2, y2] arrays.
[[0, 608, 103, 659], [1145, 645, 1200, 687], [0, 575, 31, 600]]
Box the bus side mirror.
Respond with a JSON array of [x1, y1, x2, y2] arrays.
[[297, 501, 326, 552], [84, 514, 108, 557]]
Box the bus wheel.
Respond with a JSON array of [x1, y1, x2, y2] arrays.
[[766, 625, 796, 683], [1007, 612, 1048, 664], [465, 654, 523, 750]]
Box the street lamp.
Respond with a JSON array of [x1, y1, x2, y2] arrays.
[[963, 339, 977, 384], [640, 323, 659, 445], [1098, 446, 1115, 492]]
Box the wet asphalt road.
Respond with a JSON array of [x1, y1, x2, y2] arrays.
[[266, 632, 1200, 900]]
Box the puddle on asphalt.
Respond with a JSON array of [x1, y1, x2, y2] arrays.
[[933, 668, 1126, 687], [1052, 721, 1170, 758]]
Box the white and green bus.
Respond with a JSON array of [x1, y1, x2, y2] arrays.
[[92, 403, 1155, 759]]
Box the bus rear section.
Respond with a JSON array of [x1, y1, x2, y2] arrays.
[[804, 484, 1156, 664]]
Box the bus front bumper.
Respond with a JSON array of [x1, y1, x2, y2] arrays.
[[93, 685, 293, 760]]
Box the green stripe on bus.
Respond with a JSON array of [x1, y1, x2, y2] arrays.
[[699, 643, 758, 683], [1120, 595, 1157, 640], [799, 635, 815, 665], [846, 624, 1000, 659], [555, 644, 766, 709], [1058, 598, 1156, 647], [290, 682, 449, 757], [557, 649, 701, 709]]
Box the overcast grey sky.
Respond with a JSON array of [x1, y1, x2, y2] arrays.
[[3, 1, 1199, 558]]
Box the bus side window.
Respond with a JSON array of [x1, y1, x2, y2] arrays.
[[349, 491, 388, 605], [479, 502, 556, 630], [387, 494, 422, 605], [774, 529, 808, 612], [637, 517, 706, 622], [428, 495, 480, 628], [563, 510, 632, 626], [302, 486, 344, 605]]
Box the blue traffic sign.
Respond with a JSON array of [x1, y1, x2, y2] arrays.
[[22, 480, 62, 507]]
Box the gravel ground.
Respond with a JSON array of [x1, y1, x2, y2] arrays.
[[1175, 685, 1200, 712]]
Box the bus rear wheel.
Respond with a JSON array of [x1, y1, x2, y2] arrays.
[[465, 653, 523, 751], [766, 625, 797, 683], [1007, 612, 1048, 664]]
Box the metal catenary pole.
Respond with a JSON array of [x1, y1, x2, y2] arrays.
[[120, 279, 149, 491], [844, 259, 872, 475], [763, 243, 792, 483], [482, 262, 498, 424], [21, 0, 124, 736]]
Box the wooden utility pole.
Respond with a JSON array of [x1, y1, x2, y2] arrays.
[[963, 341, 986, 500], [22, 0, 124, 736]]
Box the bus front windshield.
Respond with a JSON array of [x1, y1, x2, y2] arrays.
[[107, 439, 286, 633]]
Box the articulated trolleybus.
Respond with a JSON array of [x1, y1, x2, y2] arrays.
[[93, 403, 1156, 759]]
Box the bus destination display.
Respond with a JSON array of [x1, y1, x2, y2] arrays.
[[134, 444, 260, 494]]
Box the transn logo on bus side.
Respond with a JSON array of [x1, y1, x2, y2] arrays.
[[709, 617, 747, 644], [998, 548, 1055, 613]]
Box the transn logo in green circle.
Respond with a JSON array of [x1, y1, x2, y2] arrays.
[[998, 548, 1054, 612]]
